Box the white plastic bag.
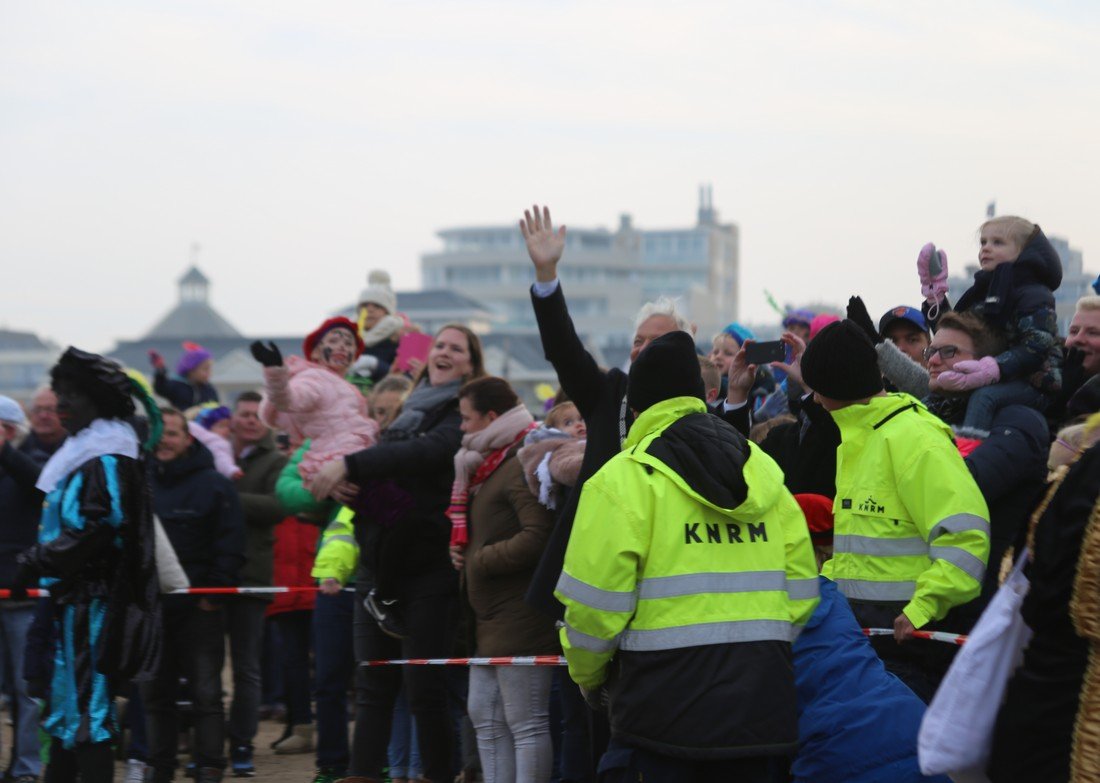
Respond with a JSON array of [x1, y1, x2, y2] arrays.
[[918, 553, 1032, 780], [153, 514, 190, 592]]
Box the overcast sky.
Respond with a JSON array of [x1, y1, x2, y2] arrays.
[[2, 1, 1098, 352]]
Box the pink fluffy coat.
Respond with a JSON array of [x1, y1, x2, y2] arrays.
[[260, 355, 379, 486], [188, 421, 241, 479]]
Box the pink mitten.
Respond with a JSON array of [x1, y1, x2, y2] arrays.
[[936, 356, 1000, 392], [917, 243, 949, 305]]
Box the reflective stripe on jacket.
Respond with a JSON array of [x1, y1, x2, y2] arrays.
[[556, 397, 818, 688], [821, 394, 990, 628]]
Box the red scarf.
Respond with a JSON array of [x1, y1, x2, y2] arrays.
[[447, 422, 536, 548]]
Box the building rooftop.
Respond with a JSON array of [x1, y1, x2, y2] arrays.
[[144, 265, 243, 339], [0, 329, 52, 352]]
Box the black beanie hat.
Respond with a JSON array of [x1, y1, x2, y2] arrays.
[[627, 331, 706, 414], [800, 320, 884, 402]]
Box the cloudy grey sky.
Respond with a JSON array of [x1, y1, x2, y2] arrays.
[[2, 1, 1098, 351]]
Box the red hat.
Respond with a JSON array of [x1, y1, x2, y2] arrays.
[[794, 493, 835, 545], [303, 317, 365, 361]]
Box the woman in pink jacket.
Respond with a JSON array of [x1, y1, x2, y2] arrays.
[[251, 317, 379, 489]]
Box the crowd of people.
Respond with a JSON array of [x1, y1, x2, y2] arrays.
[[0, 205, 1099, 782]]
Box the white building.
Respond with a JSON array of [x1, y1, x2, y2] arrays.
[[420, 188, 740, 365]]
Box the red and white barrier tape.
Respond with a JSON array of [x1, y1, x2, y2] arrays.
[[0, 589, 972, 649], [862, 627, 967, 645], [0, 586, 346, 599], [362, 655, 567, 667]]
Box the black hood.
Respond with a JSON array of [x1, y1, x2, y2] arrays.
[[1014, 227, 1063, 291], [644, 412, 750, 510]]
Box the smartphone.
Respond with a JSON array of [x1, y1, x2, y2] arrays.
[[744, 340, 786, 366]]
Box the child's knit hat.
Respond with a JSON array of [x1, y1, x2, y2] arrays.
[[177, 342, 213, 377], [358, 270, 398, 315], [195, 405, 231, 431]]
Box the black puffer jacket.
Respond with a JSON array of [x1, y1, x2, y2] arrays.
[[935, 228, 1063, 392], [150, 442, 245, 591]]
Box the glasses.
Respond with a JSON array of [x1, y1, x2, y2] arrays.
[[923, 345, 972, 362]]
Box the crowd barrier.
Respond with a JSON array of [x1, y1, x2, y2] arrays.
[[0, 588, 969, 656]]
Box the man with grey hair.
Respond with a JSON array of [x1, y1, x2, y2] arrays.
[[0, 395, 56, 782]]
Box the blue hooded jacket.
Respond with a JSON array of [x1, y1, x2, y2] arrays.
[[792, 578, 950, 783]]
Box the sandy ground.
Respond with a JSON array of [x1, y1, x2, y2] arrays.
[[0, 690, 334, 782]]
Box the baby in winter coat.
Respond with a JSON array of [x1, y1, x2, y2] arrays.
[[919, 215, 1062, 432], [188, 405, 242, 479], [251, 317, 379, 489], [517, 401, 586, 510]]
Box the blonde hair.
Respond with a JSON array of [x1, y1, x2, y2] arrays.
[[545, 401, 580, 431], [749, 414, 796, 445], [980, 215, 1037, 251], [698, 355, 721, 396], [1076, 296, 1100, 314], [1050, 414, 1100, 475]]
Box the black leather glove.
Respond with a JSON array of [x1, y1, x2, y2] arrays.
[[847, 296, 883, 345], [580, 684, 610, 714], [250, 340, 283, 368]]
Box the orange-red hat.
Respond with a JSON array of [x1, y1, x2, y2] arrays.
[[303, 317, 365, 360]]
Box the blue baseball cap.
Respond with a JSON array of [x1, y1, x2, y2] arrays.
[[878, 306, 927, 336]]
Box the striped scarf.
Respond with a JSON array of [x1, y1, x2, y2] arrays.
[[447, 404, 535, 548]]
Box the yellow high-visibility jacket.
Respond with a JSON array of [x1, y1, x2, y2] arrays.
[[822, 394, 990, 628], [555, 396, 819, 758], [310, 506, 359, 585]]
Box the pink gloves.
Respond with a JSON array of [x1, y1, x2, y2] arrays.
[[936, 356, 1001, 392], [917, 243, 949, 306]]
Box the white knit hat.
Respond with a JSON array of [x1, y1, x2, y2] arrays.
[[358, 270, 397, 314], [0, 396, 27, 426]]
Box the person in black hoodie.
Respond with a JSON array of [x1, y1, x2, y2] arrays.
[[143, 408, 244, 783]]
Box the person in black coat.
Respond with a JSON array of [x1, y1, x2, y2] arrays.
[[143, 409, 244, 783], [518, 205, 752, 621], [310, 323, 486, 783], [988, 441, 1100, 782]]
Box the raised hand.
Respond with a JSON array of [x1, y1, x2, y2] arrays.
[[519, 204, 566, 283], [726, 341, 758, 406], [917, 243, 949, 306], [148, 349, 166, 371], [250, 340, 283, 368], [770, 331, 807, 388], [846, 296, 882, 345]]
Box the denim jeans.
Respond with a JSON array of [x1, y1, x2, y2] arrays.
[[350, 587, 457, 783], [962, 379, 1046, 432], [225, 597, 268, 749], [314, 591, 355, 772], [388, 687, 422, 779], [142, 603, 228, 774], [468, 665, 553, 783], [0, 606, 42, 778], [272, 610, 314, 726], [127, 683, 148, 762]]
